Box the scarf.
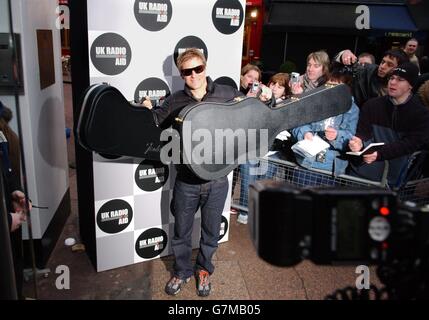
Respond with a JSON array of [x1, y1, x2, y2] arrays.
[[302, 74, 327, 92]]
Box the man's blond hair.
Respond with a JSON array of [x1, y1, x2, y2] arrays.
[[177, 48, 206, 71]]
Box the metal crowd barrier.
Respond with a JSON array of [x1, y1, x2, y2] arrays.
[[231, 156, 429, 213]]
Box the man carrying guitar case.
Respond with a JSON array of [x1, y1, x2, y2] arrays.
[[77, 48, 352, 297], [146, 48, 272, 297]]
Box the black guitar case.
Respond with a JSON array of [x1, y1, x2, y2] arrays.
[[175, 84, 351, 180], [77, 83, 351, 180], [77, 83, 163, 160]]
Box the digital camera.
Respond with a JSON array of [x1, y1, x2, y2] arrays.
[[251, 81, 260, 92], [291, 72, 300, 84], [248, 180, 429, 267]]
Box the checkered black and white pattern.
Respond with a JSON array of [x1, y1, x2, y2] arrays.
[[87, 0, 244, 271]]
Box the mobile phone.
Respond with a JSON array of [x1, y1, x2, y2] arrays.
[[251, 81, 260, 92], [291, 72, 300, 83]]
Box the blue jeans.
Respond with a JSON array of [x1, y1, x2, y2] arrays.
[[171, 176, 228, 279], [238, 155, 280, 216]]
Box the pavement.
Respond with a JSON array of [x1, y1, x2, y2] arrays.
[[22, 82, 381, 300]]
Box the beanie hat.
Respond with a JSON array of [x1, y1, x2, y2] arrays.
[[391, 62, 419, 87]]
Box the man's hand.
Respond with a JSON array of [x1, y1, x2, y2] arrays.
[[324, 127, 338, 141], [304, 132, 313, 141], [11, 190, 32, 213], [10, 212, 26, 232], [341, 49, 357, 65], [348, 136, 363, 152], [141, 97, 153, 109], [363, 151, 378, 164]]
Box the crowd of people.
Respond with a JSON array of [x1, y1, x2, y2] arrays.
[[4, 39, 429, 299], [232, 39, 429, 224], [137, 40, 429, 297]]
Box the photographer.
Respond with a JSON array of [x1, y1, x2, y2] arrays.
[[239, 63, 261, 95], [336, 48, 409, 107]]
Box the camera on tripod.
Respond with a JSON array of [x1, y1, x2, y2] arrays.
[[248, 180, 429, 268]]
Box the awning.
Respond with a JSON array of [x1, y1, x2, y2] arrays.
[[267, 2, 357, 30], [370, 5, 417, 31], [407, 0, 429, 30], [266, 1, 423, 32]]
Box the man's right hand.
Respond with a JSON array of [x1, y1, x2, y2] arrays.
[[348, 136, 363, 152], [341, 50, 357, 65], [141, 97, 153, 109]]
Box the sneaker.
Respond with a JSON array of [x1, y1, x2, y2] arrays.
[[165, 275, 191, 296], [237, 213, 248, 225], [230, 207, 238, 215], [195, 269, 211, 297]]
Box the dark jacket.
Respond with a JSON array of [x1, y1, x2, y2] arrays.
[[351, 64, 388, 108], [348, 94, 429, 185], [335, 53, 387, 107], [153, 77, 243, 184], [153, 77, 242, 127]]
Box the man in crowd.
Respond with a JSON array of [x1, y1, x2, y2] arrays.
[[145, 48, 271, 297], [337, 48, 409, 107], [347, 62, 429, 186], [358, 52, 375, 66], [403, 38, 420, 71]]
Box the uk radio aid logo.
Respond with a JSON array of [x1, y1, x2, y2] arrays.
[[134, 160, 169, 192], [96, 199, 133, 234], [134, 0, 172, 31], [135, 227, 168, 259], [174, 36, 208, 68], [90, 33, 131, 75], [134, 77, 170, 108], [212, 0, 244, 35]]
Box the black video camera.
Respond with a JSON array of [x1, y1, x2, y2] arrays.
[[248, 180, 429, 268]]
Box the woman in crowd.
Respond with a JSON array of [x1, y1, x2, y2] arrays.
[[268, 72, 291, 103], [236, 73, 292, 225], [231, 63, 264, 216], [290, 62, 359, 182], [239, 63, 262, 95]]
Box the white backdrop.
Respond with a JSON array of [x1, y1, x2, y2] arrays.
[[87, 0, 245, 271]]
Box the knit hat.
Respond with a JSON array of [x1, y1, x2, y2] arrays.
[[391, 62, 419, 87]]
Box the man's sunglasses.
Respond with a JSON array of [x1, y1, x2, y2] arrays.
[[180, 65, 205, 76]]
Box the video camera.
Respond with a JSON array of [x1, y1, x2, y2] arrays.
[[248, 179, 429, 267]]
